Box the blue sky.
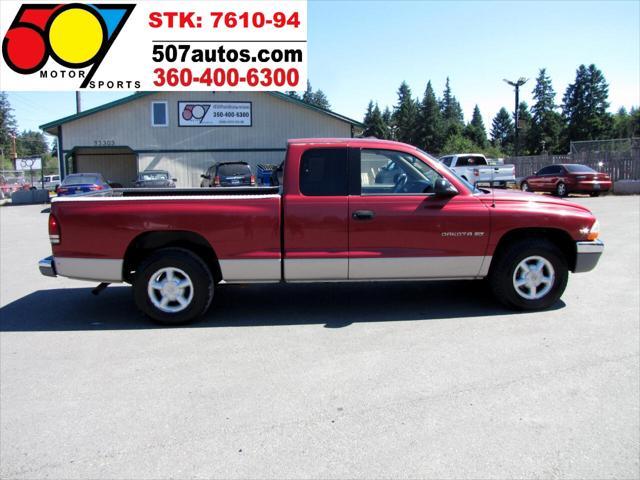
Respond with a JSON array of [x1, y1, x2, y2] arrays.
[[6, 0, 640, 138]]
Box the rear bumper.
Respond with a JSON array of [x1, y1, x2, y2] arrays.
[[574, 240, 604, 273], [572, 180, 612, 192], [38, 256, 57, 277]]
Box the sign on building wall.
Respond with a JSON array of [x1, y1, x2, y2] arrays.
[[178, 101, 252, 127]]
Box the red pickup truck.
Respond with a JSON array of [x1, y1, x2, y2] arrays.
[[39, 138, 603, 325]]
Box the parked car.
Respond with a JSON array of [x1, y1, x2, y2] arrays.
[[134, 170, 177, 188], [520, 164, 612, 197], [200, 162, 256, 187], [39, 138, 604, 325], [439, 154, 515, 187], [56, 173, 112, 196], [43, 174, 61, 191]]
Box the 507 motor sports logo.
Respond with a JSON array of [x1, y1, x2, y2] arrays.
[[0, 0, 307, 91]]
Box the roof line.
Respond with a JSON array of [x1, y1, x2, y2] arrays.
[[39, 92, 153, 131], [40, 91, 364, 131]]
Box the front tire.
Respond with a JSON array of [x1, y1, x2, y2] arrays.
[[555, 182, 567, 197], [489, 239, 568, 310], [521, 181, 530, 192], [133, 248, 214, 325]]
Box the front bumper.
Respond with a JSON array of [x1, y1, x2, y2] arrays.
[[574, 240, 604, 273], [38, 256, 57, 277]]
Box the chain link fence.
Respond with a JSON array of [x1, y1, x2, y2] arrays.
[[507, 138, 640, 181]]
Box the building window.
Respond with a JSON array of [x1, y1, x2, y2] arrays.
[[151, 102, 168, 127]]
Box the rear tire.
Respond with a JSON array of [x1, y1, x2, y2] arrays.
[[133, 248, 214, 325], [589, 192, 600, 197], [489, 239, 568, 310]]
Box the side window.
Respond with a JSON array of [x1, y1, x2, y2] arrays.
[[151, 101, 168, 127], [441, 156, 452, 167], [549, 165, 562, 175], [537, 166, 551, 175], [360, 149, 443, 195], [299, 148, 348, 196]]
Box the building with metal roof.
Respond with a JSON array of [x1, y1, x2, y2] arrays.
[[41, 91, 364, 187]]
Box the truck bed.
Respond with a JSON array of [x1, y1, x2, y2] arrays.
[[71, 186, 281, 198]]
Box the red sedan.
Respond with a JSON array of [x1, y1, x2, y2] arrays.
[[521, 164, 612, 197]]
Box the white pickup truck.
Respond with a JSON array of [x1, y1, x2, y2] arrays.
[[439, 154, 515, 188]]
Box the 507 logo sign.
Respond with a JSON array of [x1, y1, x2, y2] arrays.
[[2, 3, 135, 88]]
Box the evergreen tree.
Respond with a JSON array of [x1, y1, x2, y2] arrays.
[[0, 92, 18, 166], [301, 80, 331, 109], [514, 102, 533, 155], [440, 77, 465, 138], [463, 105, 487, 148], [302, 80, 314, 104], [392, 81, 419, 144], [528, 68, 563, 153], [416, 81, 443, 153], [285, 91, 301, 99], [362, 101, 387, 138], [381, 107, 393, 139], [611, 107, 635, 138], [490, 107, 515, 152], [310, 89, 331, 110], [561, 64, 612, 147]]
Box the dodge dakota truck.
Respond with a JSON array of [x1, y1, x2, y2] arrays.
[[39, 138, 603, 325]]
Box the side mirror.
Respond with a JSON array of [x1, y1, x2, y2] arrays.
[[434, 178, 458, 196], [201, 174, 210, 179], [172, 178, 178, 182]]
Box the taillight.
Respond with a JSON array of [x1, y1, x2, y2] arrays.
[[48, 214, 60, 245], [250, 175, 256, 185], [89, 184, 103, 191], [473, 168, 480, 177], [214, 176, 221, 186]]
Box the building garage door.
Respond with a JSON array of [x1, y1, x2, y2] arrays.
[[73, 147, 137, 187]]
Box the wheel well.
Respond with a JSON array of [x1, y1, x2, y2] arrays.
[[491, 228, 576, 272], [122, 231, 222, 283]]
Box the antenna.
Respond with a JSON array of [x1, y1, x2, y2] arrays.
[[491, 165, 496, 208]]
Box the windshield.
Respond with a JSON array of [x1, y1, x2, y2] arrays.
[[565, 164, 596, 173], [417, 149, 482, 193], [63, 174, 101, 185], [141, 171, 169, 181]]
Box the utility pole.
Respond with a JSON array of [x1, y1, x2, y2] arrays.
[[503, 77, 529, 157], [10, 134, 17, 170], [76, 91, 82, 113]]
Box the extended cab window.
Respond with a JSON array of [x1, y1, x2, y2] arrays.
[[299, 148, 348, 196], [441, 156, 452, 167], [360, 149, 442, 195]]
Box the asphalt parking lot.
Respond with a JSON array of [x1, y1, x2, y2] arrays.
[[1, 196, 639, 479]]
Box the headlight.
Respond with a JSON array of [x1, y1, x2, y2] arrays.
[[587, 220, 600, 241]]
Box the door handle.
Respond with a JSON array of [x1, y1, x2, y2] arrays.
[[352, 210, 375, 220]]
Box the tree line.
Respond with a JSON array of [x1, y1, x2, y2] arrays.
[[0, 92, 57, 173], [361, 64, 640, 157]]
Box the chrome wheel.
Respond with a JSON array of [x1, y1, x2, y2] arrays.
[[556, 182, 567, 196], [147, 267, 194, 313], [521, 182, 529, 192], [512, 256, 555, 300]]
